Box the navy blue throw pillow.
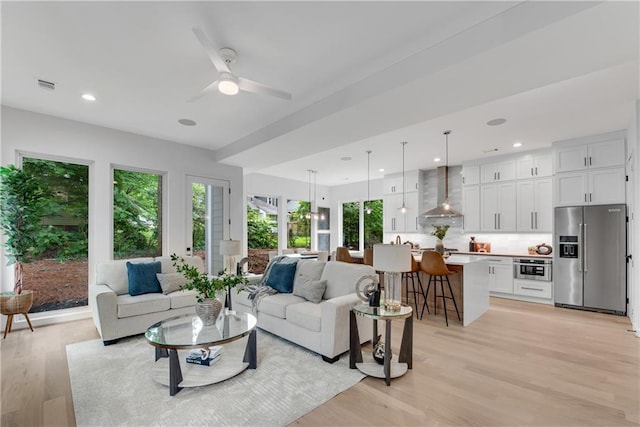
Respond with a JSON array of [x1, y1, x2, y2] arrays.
[[265, 262, 297, 293], [127, 261, 162, 296]]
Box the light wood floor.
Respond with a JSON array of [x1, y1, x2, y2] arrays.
[[1, 298, 639, 426]]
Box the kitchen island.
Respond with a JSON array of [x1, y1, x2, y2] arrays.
[[420, 254, 490, 326]]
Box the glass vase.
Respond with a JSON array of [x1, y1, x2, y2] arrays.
[[383, 272, 402, 312]]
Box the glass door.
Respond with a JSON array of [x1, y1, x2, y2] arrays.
[[186, 176, 229, 275]]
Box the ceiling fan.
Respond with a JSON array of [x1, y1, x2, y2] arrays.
[[189, 27, 292, 102]]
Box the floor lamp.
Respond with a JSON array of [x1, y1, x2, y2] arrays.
[[373, 244, 411, 312], [219, 239, 241, 310]]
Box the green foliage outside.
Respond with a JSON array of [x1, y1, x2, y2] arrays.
[[364, 199, 383, 248], [342, 201, 360, 249], [288, 201, 310, 248], [113, 169, 162, 258], [247, 207, 277, 249], [22, 158, 89, 261], [192, 183, 205, 251]]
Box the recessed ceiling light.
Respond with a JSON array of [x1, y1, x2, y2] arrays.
[[340, 156, 352, 161], [513, 142, 522, 148], [378, 168, 384, 172], [434, 157, 441, 162], [81, 93, 96, 102], [178, 118, 197, 126], [486, 118, 506, 126]]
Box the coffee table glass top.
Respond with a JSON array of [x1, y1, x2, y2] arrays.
[[352, 303, 413, 320], [145, 312, 257, 349]]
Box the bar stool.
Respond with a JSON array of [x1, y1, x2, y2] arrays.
[[419, 251, 461, 326], [335, 247, 356, 263], [362, 248, 374, 266], [402, 256, 425, 312]]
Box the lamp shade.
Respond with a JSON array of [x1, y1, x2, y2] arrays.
[[219, 239, 242, 256], [373, 244, 411, 272]]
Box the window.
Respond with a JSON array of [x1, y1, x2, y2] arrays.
[[113, 168, 163, 259], [21, 157, 89, 313], [364, 199, 383, 248], [342, 201, 360, 249], [247, 195, 278, 273], [287, 199, 310, 250], [316, 207, 331, 252]]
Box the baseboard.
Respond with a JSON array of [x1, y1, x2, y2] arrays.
[[1, 306, 92, 330]]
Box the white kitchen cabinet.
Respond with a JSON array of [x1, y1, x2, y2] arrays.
[[480, 159, 516, 183], [555, 138, 625, 173], [462, 164, 480, 185], [516, 178, 552, 232], [514, 279, 552, 299], [488, 257, 514, 294], [555, 167, 626, 206], [383, 192, 422, 233], [480, 182, 516, 232], [462, 185, 480, 232], [404, 170, 421, 193], [384, 194, 401, 232], [516, 152, 553, 179], [383, 170, 420, 195]]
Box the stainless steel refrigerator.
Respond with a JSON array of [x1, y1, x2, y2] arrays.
[[554, 204, 627, 315]]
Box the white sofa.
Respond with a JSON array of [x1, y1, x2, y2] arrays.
[[232, 260, 375, 362], [89, 255, 202, 345]]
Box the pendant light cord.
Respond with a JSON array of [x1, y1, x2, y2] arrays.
[[401, 141, 407, 207]]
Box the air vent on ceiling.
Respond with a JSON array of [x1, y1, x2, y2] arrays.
[[482, 148, 499, 154], [37, 79, 55, 90]]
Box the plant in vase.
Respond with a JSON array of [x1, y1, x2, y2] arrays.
[[430, 224, 450, 255], [0, 165, 49, 335], [171, 254, 248, 325]]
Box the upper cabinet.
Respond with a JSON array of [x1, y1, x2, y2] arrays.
[[516, 152, 553, 179], [553, 132, 627, 207], [555, 138, 625, 173], [383, 170, 420, 195], [462, 164, 480, 186], [480, 159, 517, 183], [383, 170, 423, 233]]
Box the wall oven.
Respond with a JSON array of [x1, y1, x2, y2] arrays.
[[514, 258, 552, 282]]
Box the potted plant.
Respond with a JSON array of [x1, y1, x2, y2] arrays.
[[431, 224, 450, 255], [171, 254, 247, 325], [0, 165, 49, 332]]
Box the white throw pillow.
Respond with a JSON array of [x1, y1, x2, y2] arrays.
[[156, 273, 189, 295], [292, 260, 326, 294], [293, 279, 327, 304]]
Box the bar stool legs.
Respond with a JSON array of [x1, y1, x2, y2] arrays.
[[402, 271, 425, 312], [420, 274, 460, 326]]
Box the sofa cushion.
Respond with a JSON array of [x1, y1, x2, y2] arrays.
[[286, 301, 322, 332], [293, 279, 327, 304], [156, 272, 188, 295], [234, 289, 252, 308], [292, 260, 326, 294], [258, 293, 306, 319], [156, 255, 205, 274], [96, 258, 154, 295], [168, 289, 198, 309], [127, 261, 162, 296], [266, 262, 297, 293], [117, 293, 170, 318], [320, 261, 376, 300]]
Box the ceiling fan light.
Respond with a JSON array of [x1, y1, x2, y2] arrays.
[[218, 79, 239, 95]]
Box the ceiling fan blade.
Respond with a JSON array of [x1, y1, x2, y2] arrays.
[[238, 77, 292, 101], [187, 80, 219, 103], [192, 27, 230, 74]]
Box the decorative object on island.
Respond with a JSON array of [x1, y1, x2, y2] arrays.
[[373, 244, 411, 311], [219, 239, 242, 309], [431, 224, 450, 255], [354, 274, 381, 307], [536, 243, 552, 255], [0, 165, 49, 337], [469, 236, 476, 252], [171, 254, 248, 325], [528, 246, 538, 255]]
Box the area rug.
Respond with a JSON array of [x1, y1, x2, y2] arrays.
[[67, 330, 365, 427]]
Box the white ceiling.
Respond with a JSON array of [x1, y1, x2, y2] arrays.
[[2, 1, 638, 186]]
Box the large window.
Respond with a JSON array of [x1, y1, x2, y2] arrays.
[[21, 157, 89, 313], [342, 201, 360, 249], [364, 199, 383, 248], [113, 168, 163, 259], [288, 199, 310, 250], [247, 195, 278, 273]]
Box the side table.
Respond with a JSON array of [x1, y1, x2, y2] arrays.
[[349, 303, 413, 386]]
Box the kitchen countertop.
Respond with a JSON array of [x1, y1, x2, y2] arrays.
[[454, 251, 552, 259], [443, 254, 491, 265]]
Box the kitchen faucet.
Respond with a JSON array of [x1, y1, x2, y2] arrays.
[[395, 235, 401, 245]]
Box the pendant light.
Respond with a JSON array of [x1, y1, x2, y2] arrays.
[[400, 141, 407, 213], [306, 169, 324, 220], [365, 150, 372, 214]]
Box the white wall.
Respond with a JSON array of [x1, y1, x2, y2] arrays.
[[1, 106, 244, 292]]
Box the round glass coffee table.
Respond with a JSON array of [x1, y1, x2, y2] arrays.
[[349, 303, 413, 386], [145, 311, 257, 395]]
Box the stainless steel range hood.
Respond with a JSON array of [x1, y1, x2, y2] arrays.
[[422, 165, 463, 218]]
